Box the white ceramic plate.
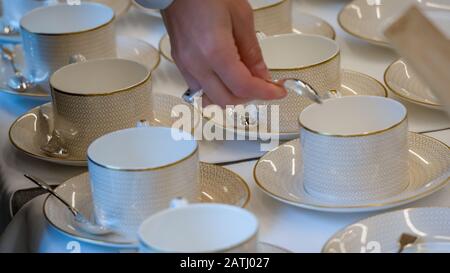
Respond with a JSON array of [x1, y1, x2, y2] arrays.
[[200, 70, 387, 141], [338, 0, 450, 47], [384, 59, 442, 109], [0, 35, 160, 98], [159, 12, 335, 62], [44, 167, 250, 247], [254, 134, 450, 213], [9, 93, 197, 166], [322, 207, 450, 253]]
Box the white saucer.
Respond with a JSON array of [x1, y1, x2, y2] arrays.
[[9, 93, 198, 166], [254, 134, 450, 213], [44, 167, 250, 247], [159, 12, 335, 63], [0, 35, 160, 98], [385, 59, 442, 109], [201, 70, 387, 141], [338, 0, 450, 47], [322, 207, 450, 253]]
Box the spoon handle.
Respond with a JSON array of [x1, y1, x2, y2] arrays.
[[1, 46, 19, 74], [24, 174, 79, 217]]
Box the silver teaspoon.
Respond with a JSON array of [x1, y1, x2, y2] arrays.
[[24, 174, 113, 236], [1, 46, 35, 92]]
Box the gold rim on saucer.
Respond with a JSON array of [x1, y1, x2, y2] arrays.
[[337, 0, 391, 47], [252, 0, 288, 11], [321, 207, 450, 253], [253, 133, 450, 212], [8, 93, 197, 166], [43, 164, 250, 247], [198, 69, 388, 139], [384, 59, 442, 107]]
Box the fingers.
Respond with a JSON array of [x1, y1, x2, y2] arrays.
[[199, 32, 286, 101], [230, 1, 270, 80]]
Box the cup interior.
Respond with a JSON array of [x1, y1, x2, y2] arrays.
[[20, 3, 114, 34], [139, 204, 258, 252], [299, 96, 407, 136], [260, 33, 339, 69], [249, 0, 285, 10], [88, 127, 197, 170], [50, 59, 149, 95]]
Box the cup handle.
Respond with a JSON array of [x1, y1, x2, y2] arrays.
[[326, 89, 342, 99], [136, 119, 151, 127], [169, 197, 189, 209], [256, 31, 267, 42], [68, 54, 87, 65]]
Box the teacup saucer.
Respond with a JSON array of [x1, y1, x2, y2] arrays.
[[159, 12, 335, 63], [254, 133, 450, 213], [384, 59, 442, 109], [257, 242, 291, 253], [44, 165, 250, 247], [338, 0, 450, 47], [0, 35, 160, 98], [322, 207, 450, 253], [9, 93, 197, 166], [200, 70, 387, 140]]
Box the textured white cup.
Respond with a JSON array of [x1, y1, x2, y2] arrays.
[[299, 96, 409, 203], [20, 3, 117, 84], [2, 0, 57, 29], [49, 58, 153, 159], [87, 127, 200, 239], [138, 204, 258, 253], [250, 0, 292, 35]]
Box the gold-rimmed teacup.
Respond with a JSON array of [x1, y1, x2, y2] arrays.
[[255, 33, 341, 133], [47, 58, 153, 159], [299, 96, 409, 203], [20, 3, 117, 86], [251, 0, 292, 35], [88, 127, 200, 239]]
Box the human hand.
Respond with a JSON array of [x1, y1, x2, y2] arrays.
[[161, 0, 287, 107]]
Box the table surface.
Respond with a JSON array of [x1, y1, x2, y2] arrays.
[[0, 0, 449, 253]]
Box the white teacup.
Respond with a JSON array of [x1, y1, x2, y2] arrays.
[[138, 203, 259, 253], [2, 0, 57, 30], [49, 58, 153, 159], [20, 3, 116, 84], [87, 127, 200, 239], [299, 96, 409, 202]]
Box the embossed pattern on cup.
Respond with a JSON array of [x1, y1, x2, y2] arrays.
[[254, 33, 340, 132], [88, 127, 200, 239], [50, 58, 153, 159], [251, 0, 292, 35], [299, 96, 409, 203], [20, 3, 117, 83]]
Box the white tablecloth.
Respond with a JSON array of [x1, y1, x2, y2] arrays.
[[0, 0, 449, 252]]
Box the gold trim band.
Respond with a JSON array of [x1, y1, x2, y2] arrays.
[[88, 145, 199, 172], [20, 4, 115, 36], [50, 60, 152, 97], [268, 51, 340, 71], [299, 105, 408, 138], [252, 0, 289, 11]]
